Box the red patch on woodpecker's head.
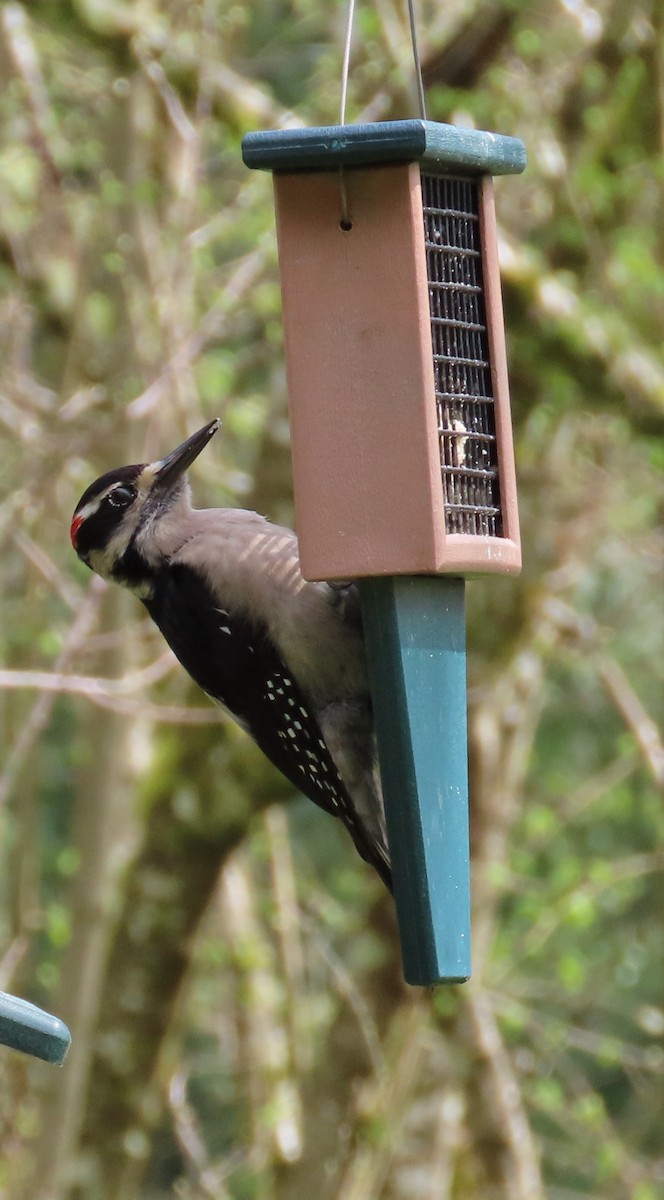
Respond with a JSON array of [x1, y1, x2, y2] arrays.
[[70, 514, 84, 549]]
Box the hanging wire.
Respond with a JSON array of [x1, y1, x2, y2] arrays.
[[338, 163, 352, 228], [340, 0, 427, 121], [339, 0, 356, 126], [338, 0, 356, 227], [337, 0, 427, 225], [406, 0, 427, 120]]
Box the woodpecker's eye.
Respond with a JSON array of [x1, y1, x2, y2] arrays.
[[107, 485, 136, 509]]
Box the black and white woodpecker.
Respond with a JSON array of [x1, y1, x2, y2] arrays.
[[71, 420, 391, 889]]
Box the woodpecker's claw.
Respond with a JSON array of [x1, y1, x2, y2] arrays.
[[153, 419, 220, 487]]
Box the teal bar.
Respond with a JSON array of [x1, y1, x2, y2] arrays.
[[242, 119, 526, 177], [359, 576, 471, 986], [0, 992, 71, 1064]]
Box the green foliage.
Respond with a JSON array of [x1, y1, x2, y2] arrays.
[[0, 1, 662, 1199]]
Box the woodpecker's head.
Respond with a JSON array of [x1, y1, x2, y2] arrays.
[[71, 419, 220, 590]]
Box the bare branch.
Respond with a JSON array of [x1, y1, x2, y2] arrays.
[[0, 576, 107, 813], [169, 1069, 207, 1171], [127, 247, 267, 420], [0, 935, 28, 991], [1, 3, 63, 185], [0, 653, 176, 696], [598, 656, 664, 788], [207, 61, 302, 131], [265, 806, 311, 1073], [137, 53, 198, 145], [0, 663, 227, 725], [13, 529, 83, 611], [298, 906, 383, 1077], [466, 988, 545, 1200]]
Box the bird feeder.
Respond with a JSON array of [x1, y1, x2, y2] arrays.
[[243, 119, 526, 986], [0, 990, 71, 1064]]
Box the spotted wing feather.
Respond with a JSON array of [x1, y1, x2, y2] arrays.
[[144, 564, 392, 888]]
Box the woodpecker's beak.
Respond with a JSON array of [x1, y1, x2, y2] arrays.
[[152, 419, 220, 488]]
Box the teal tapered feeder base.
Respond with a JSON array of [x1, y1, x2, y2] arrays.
[[360, 576, 471, 986], [0, 992, 71, 1064]]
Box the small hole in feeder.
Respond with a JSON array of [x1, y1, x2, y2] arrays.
[[339, 219, 353, 232]]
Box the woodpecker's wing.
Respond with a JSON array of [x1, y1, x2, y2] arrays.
[[144, 563, 392, 889]]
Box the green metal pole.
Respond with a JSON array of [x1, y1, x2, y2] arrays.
[[359, 576, 471, 986]]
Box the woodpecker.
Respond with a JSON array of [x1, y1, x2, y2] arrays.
[[70, 420, 391, 889]]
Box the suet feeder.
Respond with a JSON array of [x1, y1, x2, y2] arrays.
[[0, 990, 71, 1064], [243, 119, 526, 986]]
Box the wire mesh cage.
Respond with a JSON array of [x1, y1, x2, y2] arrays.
[[423, 173, 502, 538]]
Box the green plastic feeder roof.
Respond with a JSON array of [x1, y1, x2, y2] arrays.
[[0, 991, 71, 1065], [242, 119, 527, 176]]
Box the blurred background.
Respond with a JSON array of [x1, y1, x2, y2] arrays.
[[0, 1, 662, 1198]]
